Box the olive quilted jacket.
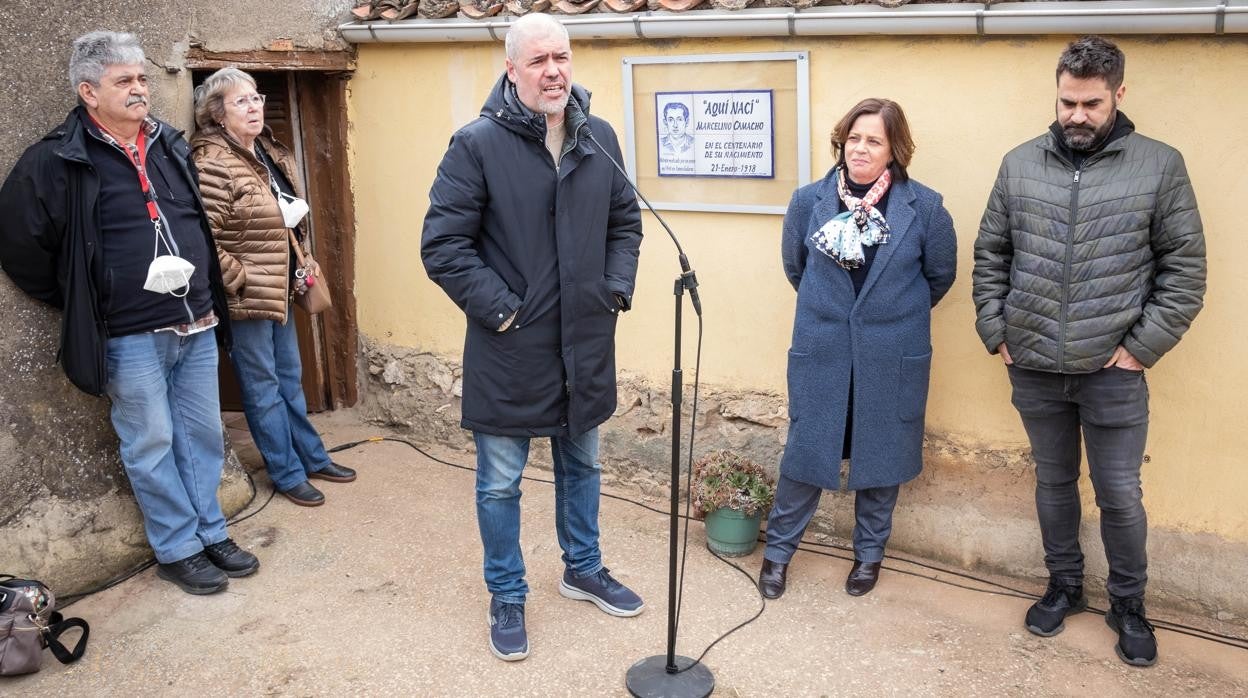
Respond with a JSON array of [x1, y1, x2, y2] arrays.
[[972, 123, 1206, 372]]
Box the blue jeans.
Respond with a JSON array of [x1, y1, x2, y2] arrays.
[[229, 310, 332, 491], [474, 428, 604, 604], [764, 475, 900, 565], [104, 329, 229, 564], [1008, 365, 1150, 599]]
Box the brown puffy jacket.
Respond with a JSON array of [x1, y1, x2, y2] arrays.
[[191, 128, 304, 322]]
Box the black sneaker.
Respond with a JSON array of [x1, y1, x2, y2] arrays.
[[1106, 597, 1158, 667], [559, 567, 644, 617], [1025, 578, 1087, 636], [204, 538, 260, 578], [156, 552, 228, 595], [487, 599, 529, 661]]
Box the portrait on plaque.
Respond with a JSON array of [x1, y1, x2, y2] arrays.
[[656, 96, 696, 175]]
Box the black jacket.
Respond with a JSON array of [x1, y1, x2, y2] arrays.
[[0, 107, 231, 395], [422, 75, 642, 437]]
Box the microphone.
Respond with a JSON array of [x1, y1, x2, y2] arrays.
[[578, 123, 702, 317]]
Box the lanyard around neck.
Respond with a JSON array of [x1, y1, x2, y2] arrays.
[[89, 115, 159, 223], [253, 143, 284, 200]]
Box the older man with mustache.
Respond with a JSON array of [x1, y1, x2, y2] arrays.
[[0, 31, 256, 595]]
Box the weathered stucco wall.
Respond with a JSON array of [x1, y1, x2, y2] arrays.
[[348, 35, 1248, 626], [0, 1, 353, 593]]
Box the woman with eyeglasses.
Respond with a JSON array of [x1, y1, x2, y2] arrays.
[[190, 67, 356, 507]]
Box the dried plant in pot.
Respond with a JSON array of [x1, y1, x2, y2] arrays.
[[691, 450, 775, 557]]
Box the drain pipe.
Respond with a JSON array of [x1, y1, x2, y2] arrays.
[[338, 1, 1246, 43]]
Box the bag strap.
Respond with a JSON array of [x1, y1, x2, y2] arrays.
[[287, 229, 308, 267], [43, 611, 89, 665]]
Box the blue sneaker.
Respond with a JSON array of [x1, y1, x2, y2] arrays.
[[559, 567, 644, 617], [487, 599, 529, 661]]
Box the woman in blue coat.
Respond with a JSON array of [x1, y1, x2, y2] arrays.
[[758, 99, 957, 599]]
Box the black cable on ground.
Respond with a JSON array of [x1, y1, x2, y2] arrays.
[[57, 560, 155, 608], [682, 547, 766, 667], [788, 542, 1248, 651], [791, 534, 1248, 648], [56, 432, 1248, 655], [336, 435, 1248, 656], [224, 474, 277, 527]]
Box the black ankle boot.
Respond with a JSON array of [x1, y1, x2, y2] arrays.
[[758, 559, 788, 599], [845, 560, 881, 597]]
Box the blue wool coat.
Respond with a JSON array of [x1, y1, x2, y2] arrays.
[[780, 169, 957, 490]]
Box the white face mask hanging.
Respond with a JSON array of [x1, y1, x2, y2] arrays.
[[256, 144, 310, 229], [143, 221, 195, 296], [276, 190, 309, 229]]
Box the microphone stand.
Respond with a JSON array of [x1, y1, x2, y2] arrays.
[[579, 125, 714, 698]]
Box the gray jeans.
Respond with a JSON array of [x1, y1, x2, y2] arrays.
[[764, 475, 900, 565], [1008, 364, 1150, 599]]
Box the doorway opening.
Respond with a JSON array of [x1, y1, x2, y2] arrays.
[[188, 49, 357, 414]]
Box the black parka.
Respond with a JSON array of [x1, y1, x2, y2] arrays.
[[422, 75, 642, 437], [0, 107, 231, 395]]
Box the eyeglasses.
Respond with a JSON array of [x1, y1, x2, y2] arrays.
[[227, 93, 266, 110]]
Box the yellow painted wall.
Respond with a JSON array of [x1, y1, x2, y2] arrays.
[[348, 36, 1248, 543]]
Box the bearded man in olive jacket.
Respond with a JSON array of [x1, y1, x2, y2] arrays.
[[421, 14, 643, 662], [973, 36, 1206, 668]]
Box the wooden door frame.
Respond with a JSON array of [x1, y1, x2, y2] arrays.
[[187, 48, 359, 408]]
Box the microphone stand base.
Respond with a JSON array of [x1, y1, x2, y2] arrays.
[[625, 655, 714, 698]]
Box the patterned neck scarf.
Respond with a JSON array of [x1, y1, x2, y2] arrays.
[[812, 168, 892, 269]]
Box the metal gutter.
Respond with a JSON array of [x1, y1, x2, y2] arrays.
[[338, 1, 1248, 43]]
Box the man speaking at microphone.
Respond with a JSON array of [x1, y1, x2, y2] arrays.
[[421, 13, 644, 662]]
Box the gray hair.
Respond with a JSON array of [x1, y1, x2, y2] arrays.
[[68, 31, 145, 92], [1056, 35, 1126, 91], [504, 14, 569, 62], [192, 67, 257, 133]]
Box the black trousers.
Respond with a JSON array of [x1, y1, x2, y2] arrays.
[[1008, 365, 1150, 599]]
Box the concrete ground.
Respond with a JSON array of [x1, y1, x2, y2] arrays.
[[10, 411, 1248, 696]]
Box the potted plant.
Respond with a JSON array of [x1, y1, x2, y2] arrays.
[[692, 450, 776, 557]]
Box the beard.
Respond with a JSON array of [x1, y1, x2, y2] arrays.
[[535, 91, 569, 117], [1061, 107, 1116, 151]]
